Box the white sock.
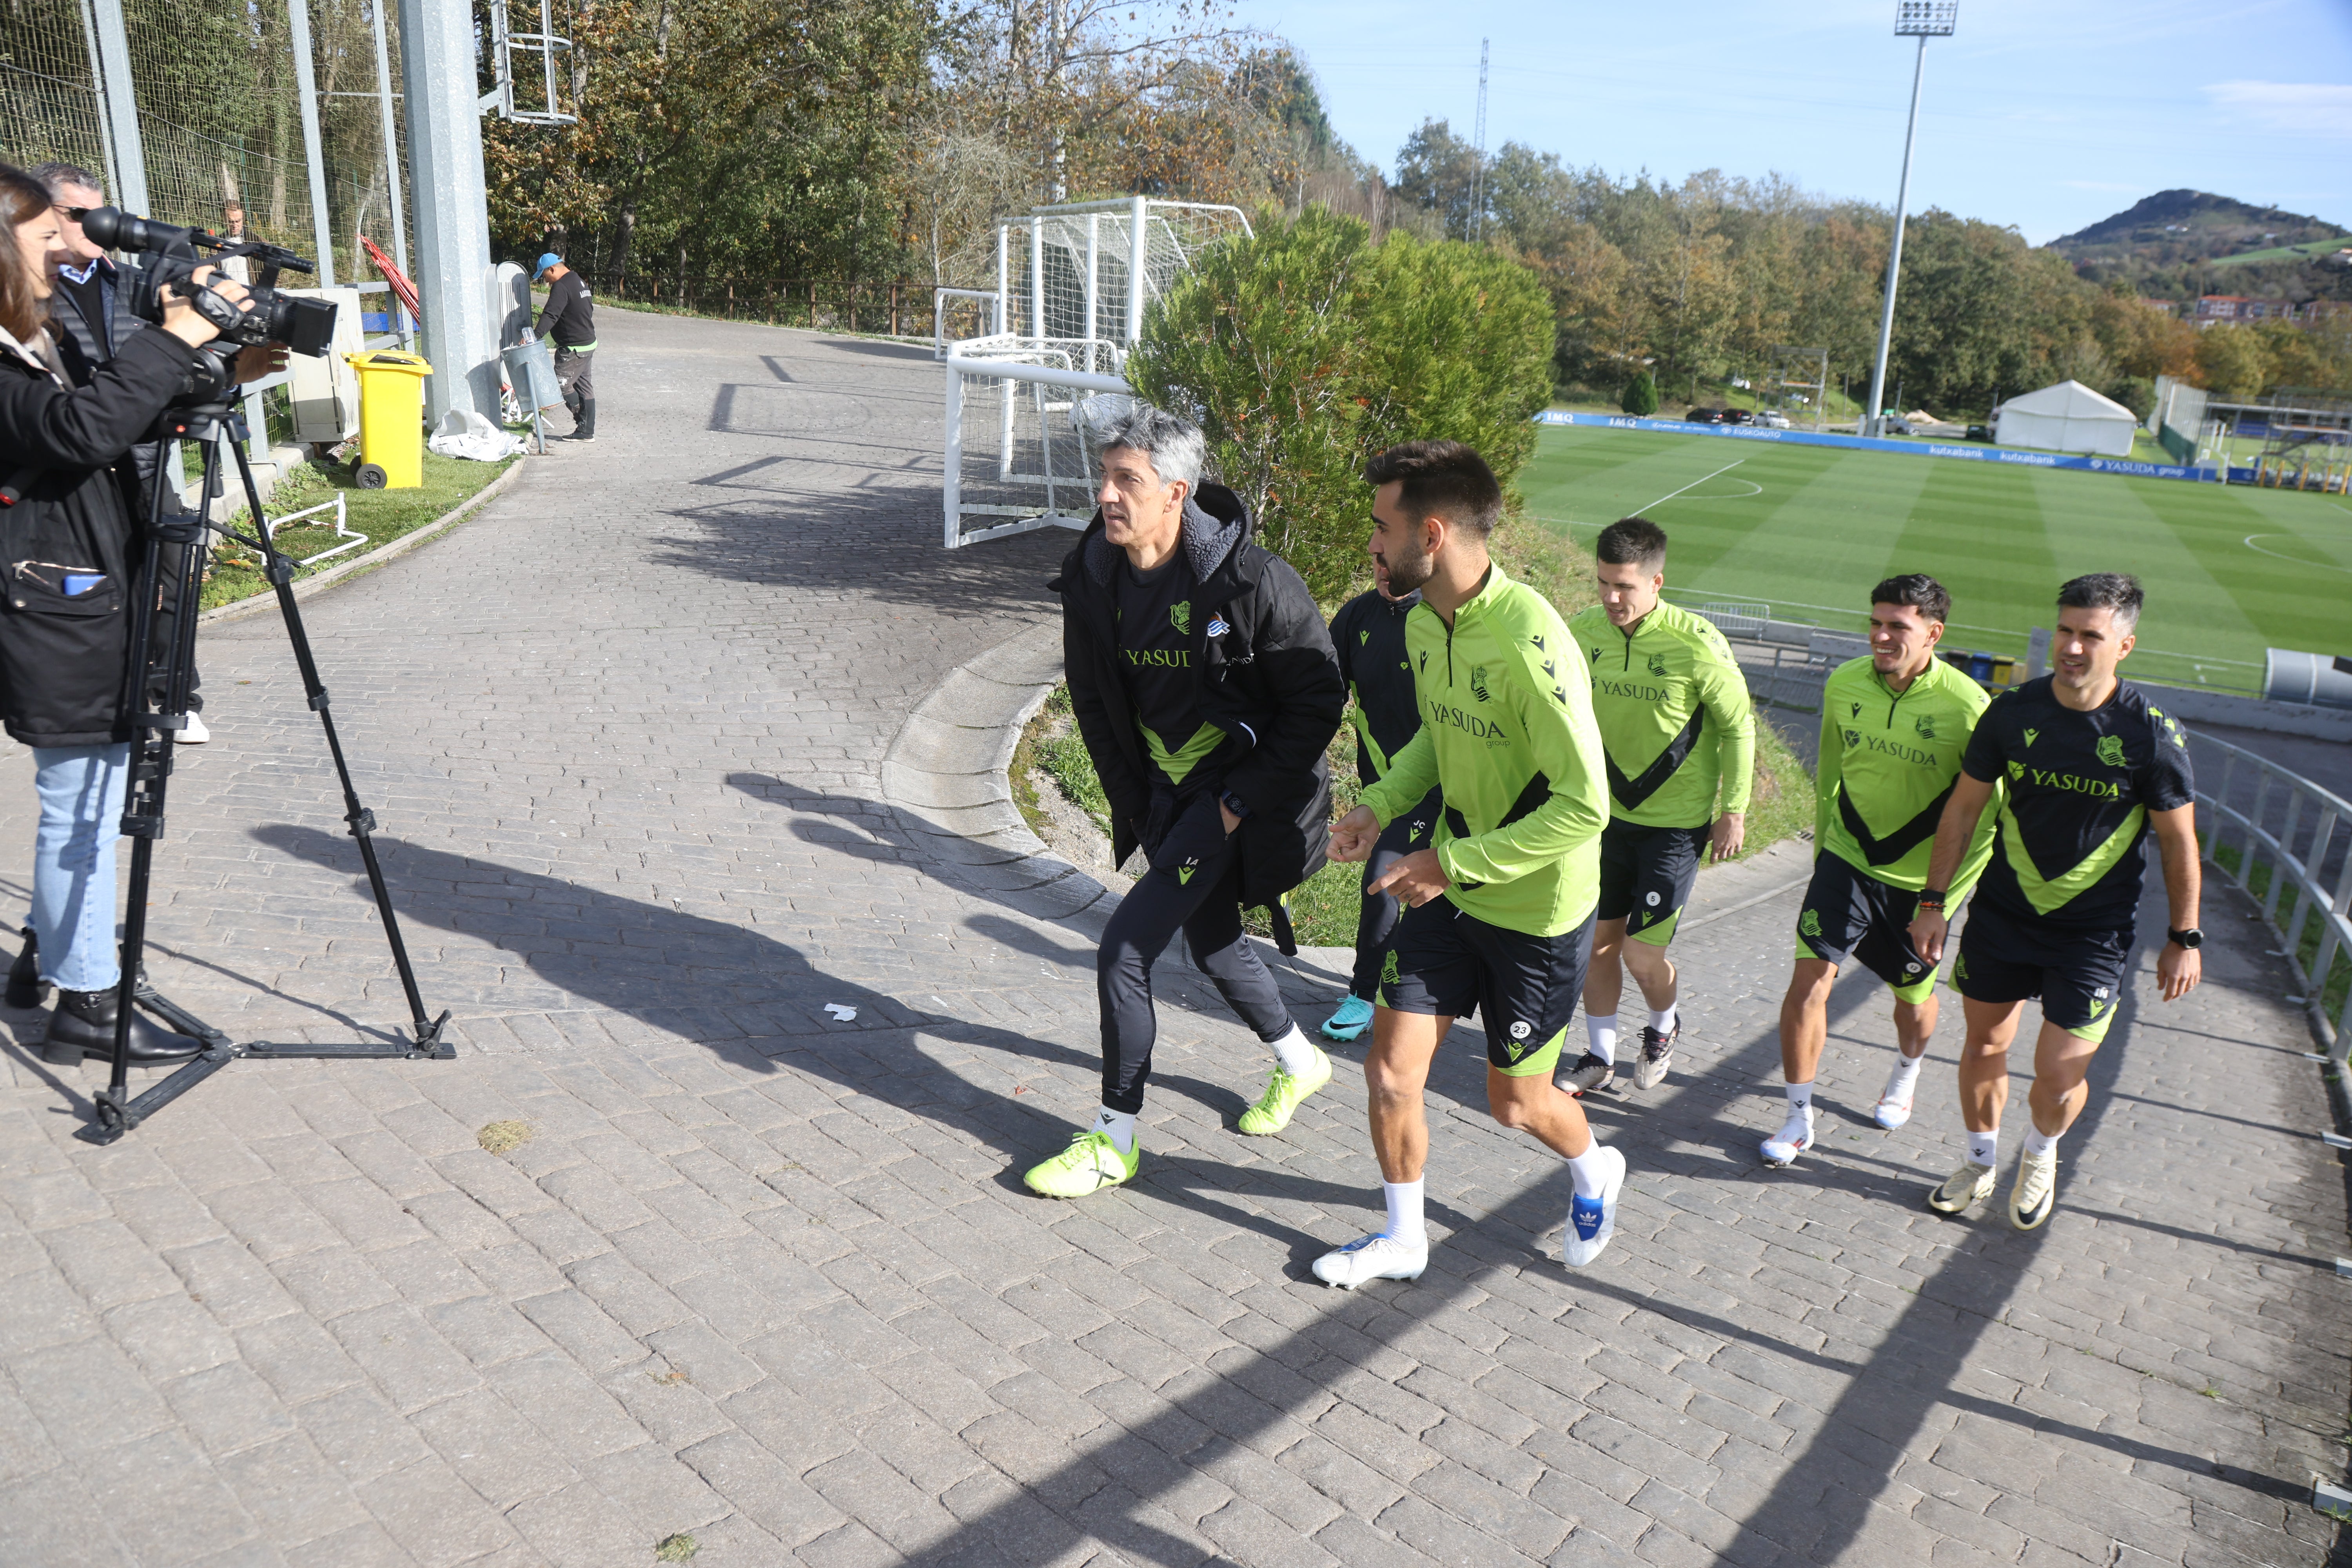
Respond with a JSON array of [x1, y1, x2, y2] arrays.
[[1648, 1004, 1677, 1035], [2022, 1126, 2061, 1159], [1269, 1024, 1318, 1075], [1967, 1130, 1998, 1167], [1566, 1142, 1615, 1199], [1882, 1055, 1923, 1105], [1587, 1013, 1619, 1066], [1382, 1179, 1425, 1246], [1785, 1081, 1813, 1116], [1092, 1106, 1137, 1154]]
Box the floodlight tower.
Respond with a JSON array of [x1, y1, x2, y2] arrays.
[[1862, 1, 1956, 439]]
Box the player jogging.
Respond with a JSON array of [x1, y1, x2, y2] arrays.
[[1909, 573, 2201, 1229], [1316, 441, 1625, 1287], [1762, 575, 1998, 1167], [1025, 403, 1345, 1198], [1561, 518, 1754, 1096], [1319, 570, 1442, 1044]]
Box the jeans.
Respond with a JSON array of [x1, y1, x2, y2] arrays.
[[31, 744, 128, 992]]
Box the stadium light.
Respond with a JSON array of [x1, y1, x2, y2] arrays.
[[1864, 2, 1958, 439]]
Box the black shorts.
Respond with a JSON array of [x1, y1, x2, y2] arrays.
[[1376, 898, 1592, 1077], [1795, 852, 1937, 1004], [1954, 900, 2132, 1044], [1596, 819, 1710, 946]]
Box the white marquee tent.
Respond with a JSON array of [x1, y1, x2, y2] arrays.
[[1993, 380, 2140, 457]]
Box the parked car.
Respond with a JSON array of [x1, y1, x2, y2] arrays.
[[1687, 407, 1725, 424], [1756, 409, 1793, 429], [1882, 415, 1915, 437], [1723, 408, 1755, 425], [1965, 424, 1991, 442]]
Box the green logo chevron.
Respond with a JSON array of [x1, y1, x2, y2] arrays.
[[1177, 864, 1196, 886], [2023, 727, 2040, 748]]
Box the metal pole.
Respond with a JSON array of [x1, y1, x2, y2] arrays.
[[1029, 220, 1044, 341], [943, 363, 964, 548], [1083, 213, 1099, 373], [995, 224, 1009, 338], [1863, 33, 1927, 441], [75, 0, 122, 203], [369, 0, 412, 339], [86, 0, 148, 214], [1125, 194, 1147, 343], [285, 0, 338, 285], [398, 0, 499, 422]]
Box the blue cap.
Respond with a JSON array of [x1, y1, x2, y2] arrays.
[[532, 252, 561, 279]]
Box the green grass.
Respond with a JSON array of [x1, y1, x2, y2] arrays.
[[198, 450, 518, 611], [2209, 235, 2352, 268], [1520, 422, 2352, 694]]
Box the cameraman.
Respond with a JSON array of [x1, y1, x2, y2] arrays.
[[0, 162, 253, 1064], [31, 160, 211, 745]]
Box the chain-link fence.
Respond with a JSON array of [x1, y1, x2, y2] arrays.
[[4, 0, 410, 300]]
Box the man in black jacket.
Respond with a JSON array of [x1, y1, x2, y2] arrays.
[[1320, 574, 1439, 1043], [532, 252, 596, 441], [1025, 403, 1345, 1198]]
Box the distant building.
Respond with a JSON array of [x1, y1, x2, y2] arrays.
[[2194, 295, 2330, 324]]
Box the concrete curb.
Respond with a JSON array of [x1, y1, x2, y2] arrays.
[[877, 618, 1122, 928], [198, 456, 530, 626]]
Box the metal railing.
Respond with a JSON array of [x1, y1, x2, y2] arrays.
[[2188, 730, 2352, 1053]]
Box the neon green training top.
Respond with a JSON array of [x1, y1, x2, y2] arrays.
[[1816, 654, 2000, 893], [1357, 565, 1610, 938], [1566, 600, 1755, 830]]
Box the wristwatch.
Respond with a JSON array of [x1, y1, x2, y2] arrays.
[[2167, 927, 2203, 949], [1915, 889, 1947, 911], [1220, 790, 1252, 822]]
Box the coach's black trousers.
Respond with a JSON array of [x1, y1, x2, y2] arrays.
[[1097, 791, 1292, 1115]]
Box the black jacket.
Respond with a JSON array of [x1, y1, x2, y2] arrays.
[[1053, 483, 1345, 922], [49, 257, 164, 503], [1329, 585, 1424, 788], [0, 321, 203, 747]]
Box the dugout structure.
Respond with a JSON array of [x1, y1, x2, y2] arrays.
[[2251, 387, 2352, 493], [940, 197, 1251, 548], [1766, 347, 1829, 432]]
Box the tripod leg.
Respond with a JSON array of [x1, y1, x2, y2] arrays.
[[97, 433, 210, 1134], [229, 440, 451, 1055]]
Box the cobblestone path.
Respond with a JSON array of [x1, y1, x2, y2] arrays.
[[0, 306, 2343, 1567]]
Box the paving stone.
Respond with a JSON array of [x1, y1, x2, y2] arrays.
[[0, 304, 2337, 1568]]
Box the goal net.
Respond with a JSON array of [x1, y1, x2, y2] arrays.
[[942, 198, 1251, 548]]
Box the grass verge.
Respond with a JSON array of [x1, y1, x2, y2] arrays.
[[198, 450, 519, 612]]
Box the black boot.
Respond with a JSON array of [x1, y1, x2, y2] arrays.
[[570, 398, 595, 442], [6, 927, 47, 1009], [42, 987, 204, 1067]]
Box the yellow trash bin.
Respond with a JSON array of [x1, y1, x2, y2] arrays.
[[344, 349, 432, 489]]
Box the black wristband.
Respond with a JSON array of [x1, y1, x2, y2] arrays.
[[1220, 790, 1252, 822], [2167, 927, 2202, 950], [1916, 889, 1947, 909]]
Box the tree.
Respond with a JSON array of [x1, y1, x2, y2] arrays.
[[1621, 369, 1659, 416], [1127, 208, 1553, 599]]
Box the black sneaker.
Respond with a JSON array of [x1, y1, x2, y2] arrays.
[[1559, 1051, 1614, 1096], [1632, 1022, 1678, 1089]]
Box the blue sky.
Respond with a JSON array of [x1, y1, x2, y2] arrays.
[[1237, 0, 2352, 245]]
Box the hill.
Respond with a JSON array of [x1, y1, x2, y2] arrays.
[[2049, 189, 2345, 266]]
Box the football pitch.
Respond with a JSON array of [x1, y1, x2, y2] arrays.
[[1522, 423, 2352, 694]]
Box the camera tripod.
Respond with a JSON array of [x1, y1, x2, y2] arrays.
[[70, 402, 451, 1145]]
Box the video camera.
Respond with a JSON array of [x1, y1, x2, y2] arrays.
[[77, 207, 339, 375]]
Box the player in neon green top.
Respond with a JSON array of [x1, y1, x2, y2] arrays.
[[1561, 519, 1754, 1098], [1312, 441, 1626, 1290], [1762, 575, 1999, 1168]]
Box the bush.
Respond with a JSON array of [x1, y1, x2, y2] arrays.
[[1126, 209, 1555, 601], [1620, 369, 1659, 416]]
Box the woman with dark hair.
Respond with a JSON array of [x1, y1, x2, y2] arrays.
[[0, 161, 252, 1063]]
